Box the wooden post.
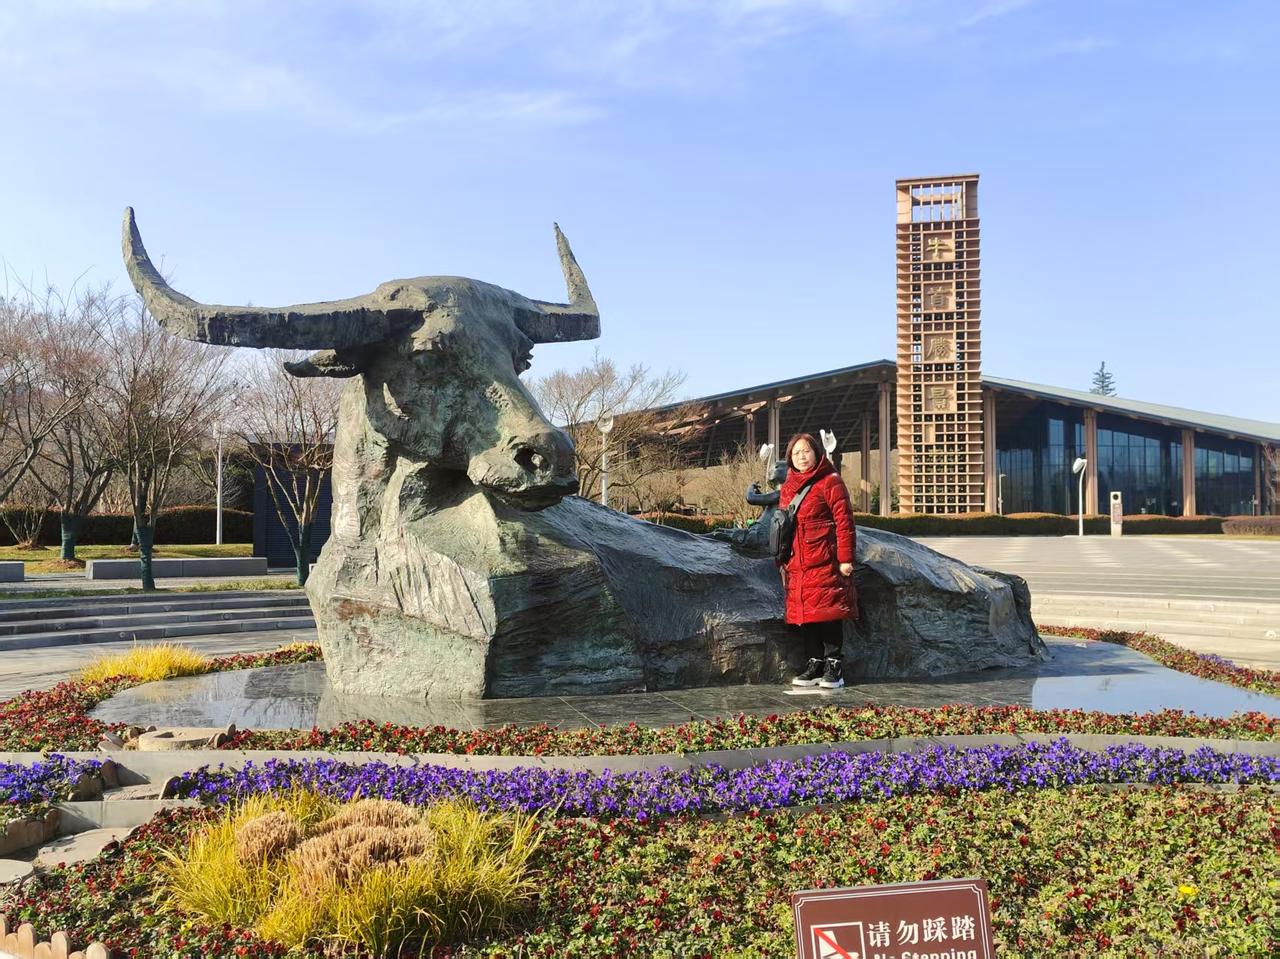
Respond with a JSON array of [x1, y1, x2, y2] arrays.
[[860, 412, 872, 512], [1084, 409, 1099, 515], [878, 381, 893, 516], [1182, 428, 1196, 515]]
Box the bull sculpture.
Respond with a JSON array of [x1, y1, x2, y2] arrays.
[[123, 209, 1043, 701]]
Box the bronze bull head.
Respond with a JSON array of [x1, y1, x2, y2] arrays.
[[122, 208, 598, 507]]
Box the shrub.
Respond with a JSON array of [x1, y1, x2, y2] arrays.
[[0, 506, 254, 546], [77, 642, 210, 684], [234, 811, 304, 866], [637, 510, 1230, 536], [1223, 515, 1280, 535]]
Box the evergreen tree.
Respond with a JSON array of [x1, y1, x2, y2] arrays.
[[1090, 361, 1117, 396]]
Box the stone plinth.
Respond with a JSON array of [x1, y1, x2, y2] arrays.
[[308, 493, 1044, 700]]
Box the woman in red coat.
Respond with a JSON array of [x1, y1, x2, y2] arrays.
[[779, 432, 857, 689]]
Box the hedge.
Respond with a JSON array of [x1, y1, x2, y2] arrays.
[[1222, 515, 1280, 535], [639, 511, 1230, 536], [0, 506, 253, 547]]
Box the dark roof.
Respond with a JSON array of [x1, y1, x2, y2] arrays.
[[984, 376, 1280, 445]]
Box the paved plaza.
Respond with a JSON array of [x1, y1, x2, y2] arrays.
[[1, 534, 1277, 707], [913, 535, 1280, 603]]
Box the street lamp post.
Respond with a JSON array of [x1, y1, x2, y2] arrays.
[[215, 425, 225, 545], [1072, 457, 1088, 537], [997, 473, 1006, 515], [597, 412, 615, 508]]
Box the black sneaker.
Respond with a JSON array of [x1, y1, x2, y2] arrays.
[[791, 658, 825, 687], [819, 658, 844, 689]]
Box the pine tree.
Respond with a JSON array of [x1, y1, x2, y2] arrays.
[[1090, 361, 1116, 396]]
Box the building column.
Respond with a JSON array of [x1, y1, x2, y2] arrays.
[[982, 390, 997, 513], [878, 381, 893, 516], [1255, 442, 1263, 516], [1084, 409, 1099, 515], [860, 413, 872, 512], [1182, 428, 1196, 516], [766, 399, 781, 458]]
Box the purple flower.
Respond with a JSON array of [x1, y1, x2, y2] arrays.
[[170, 740, 1280, 821]]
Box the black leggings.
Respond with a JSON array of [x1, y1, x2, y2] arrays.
[[793, 620, 844, 660]]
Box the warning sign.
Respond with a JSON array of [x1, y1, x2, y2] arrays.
[[791, 879, 995, 959], [812, 921, 866, 958]]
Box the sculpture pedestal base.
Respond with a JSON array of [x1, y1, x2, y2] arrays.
[[307, 493, 1044, 700]]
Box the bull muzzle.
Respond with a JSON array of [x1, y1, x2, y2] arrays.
[[467, 428, 580, 509]]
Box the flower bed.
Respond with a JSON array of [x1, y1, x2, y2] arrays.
[[0, 755, 104, 808], [228, 703, 1280, 756], [173, 741, 1280, 819], [0, 646, 322, 752], [1040, 626, 1280, 697], [5, 786, 1276, 957]]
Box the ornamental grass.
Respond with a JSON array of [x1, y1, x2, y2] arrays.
[[159, 792, 541, 956], [76, 642, 210, 684]]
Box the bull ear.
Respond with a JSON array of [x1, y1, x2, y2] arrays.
[[285, 347, 372, 378], [517, 224, 600, 344]]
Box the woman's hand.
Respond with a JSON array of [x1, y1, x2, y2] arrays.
[[839, 562, 854, 578]]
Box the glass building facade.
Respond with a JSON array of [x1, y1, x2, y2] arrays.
[[995, 400, 1260, 516], [995, 401, 1085, 514], [1195, 434, 1256, 516], [1095, 414, 1183, 516]]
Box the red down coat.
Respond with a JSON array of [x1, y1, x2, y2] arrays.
[[779, 455, 857, 624]]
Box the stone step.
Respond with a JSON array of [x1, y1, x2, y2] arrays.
[[0, 589, 306, 617], [34, 827, 135, 869], [1033, 593, 1280, 622], [1036, 615, 1279, 642], [0, 604, 314, 642], [0, 614, 316, 652]]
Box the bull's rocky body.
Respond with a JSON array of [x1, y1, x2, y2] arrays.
[[123, 208, 1044, 700], [311, 487, 1044, 698]]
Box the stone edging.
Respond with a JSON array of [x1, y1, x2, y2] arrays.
[[6, 732, 1279, 783]]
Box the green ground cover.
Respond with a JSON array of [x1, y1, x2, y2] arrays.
[[0, 578, 300, 601], [4, 787, 1275, 958], [0, 542, 252, 574]]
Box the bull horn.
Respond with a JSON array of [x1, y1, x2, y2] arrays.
[[122, 207, 415, 350], [517, 223, 601, 344]]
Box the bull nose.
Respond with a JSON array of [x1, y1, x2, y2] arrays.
[[467, 429, 580, 507]]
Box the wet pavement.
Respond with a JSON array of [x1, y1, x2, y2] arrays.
[[89, 636, 1280, 731]]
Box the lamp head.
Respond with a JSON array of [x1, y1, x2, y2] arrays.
[[1072, 457, 1087, 475]]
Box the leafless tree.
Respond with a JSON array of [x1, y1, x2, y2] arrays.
[[1264, 444, 1280, 516], [233, 350, 343, 584], [0, 287, 94, 507], [528, 351, 705, 507], [0, 470, 55, 549], [24, 289, 123, 559], [685, 444, 772, 526], [101, 301, 233, 589]]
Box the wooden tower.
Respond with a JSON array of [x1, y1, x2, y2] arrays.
[[895, 174, 985, 514]]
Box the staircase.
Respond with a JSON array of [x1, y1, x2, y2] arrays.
[[0, 591, 314, 652], [1032, 593, 1280, 670]]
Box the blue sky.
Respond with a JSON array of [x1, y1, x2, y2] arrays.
[[2, 0, 1277, 422]]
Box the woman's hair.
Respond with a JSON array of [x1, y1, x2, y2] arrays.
[[785, 432, 823, 469]]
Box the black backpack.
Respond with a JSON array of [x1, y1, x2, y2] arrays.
[[767, 473, 821, 564]]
